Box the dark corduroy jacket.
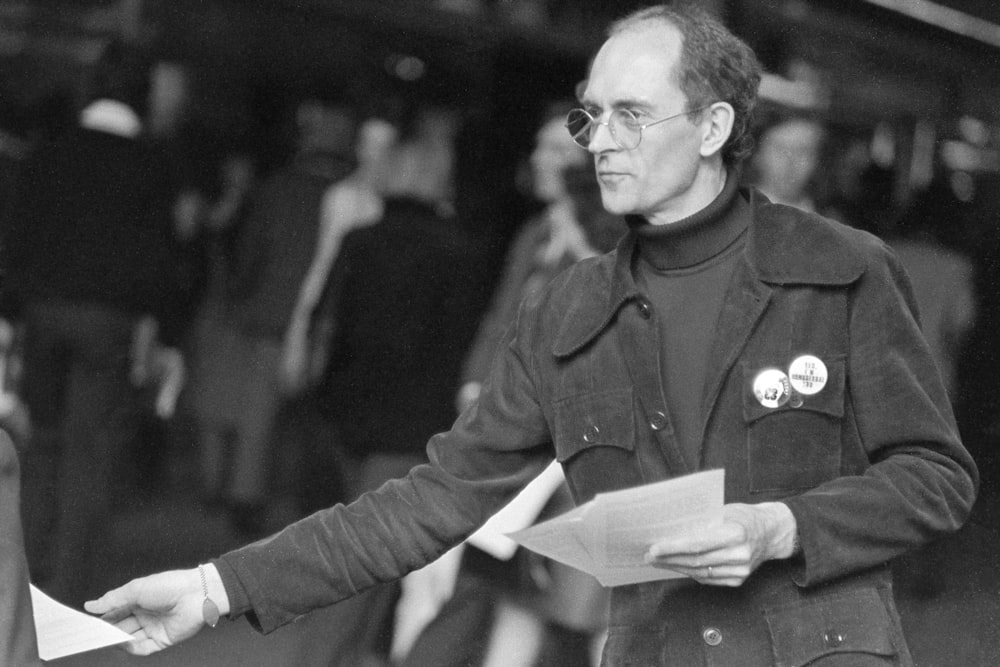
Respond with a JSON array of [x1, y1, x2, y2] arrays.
[[216, 189, 976, 667]]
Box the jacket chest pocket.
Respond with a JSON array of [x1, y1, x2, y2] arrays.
[[742, 356, 845, 493], [553, 388, 640, 498], [765, 587, 900, 666]]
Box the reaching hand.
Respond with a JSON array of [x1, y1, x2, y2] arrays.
[[644, 502, 798, 587], [84, 569, 207, 655]]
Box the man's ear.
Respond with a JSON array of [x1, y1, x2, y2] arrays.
[[699, 102, 735, 159]]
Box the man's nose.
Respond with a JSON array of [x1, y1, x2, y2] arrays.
[[588, 119, 619, 154]]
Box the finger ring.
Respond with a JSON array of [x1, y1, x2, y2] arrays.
[[707, 566, 713, 578]]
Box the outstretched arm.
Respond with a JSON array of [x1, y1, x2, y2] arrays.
[[84, 564, 230, 655]]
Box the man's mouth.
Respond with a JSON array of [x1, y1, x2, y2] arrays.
[[598, 171, 628, 184]]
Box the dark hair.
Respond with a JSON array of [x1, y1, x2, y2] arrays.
[[89, 38, 153, 116], [609, 3, 761, 166]]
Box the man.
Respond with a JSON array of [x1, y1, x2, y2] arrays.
[[87, 6, 976, 665]]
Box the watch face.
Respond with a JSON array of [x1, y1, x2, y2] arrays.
[[202, 597, 220, 628]]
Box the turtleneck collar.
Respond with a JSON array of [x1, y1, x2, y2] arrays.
[[626, 170, 747, 271]]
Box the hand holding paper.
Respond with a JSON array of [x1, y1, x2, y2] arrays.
[[84, 568, 212, 656], [31, 585, 132, 661], [644, 500, 799, 587], [508, 469, 725, 587]]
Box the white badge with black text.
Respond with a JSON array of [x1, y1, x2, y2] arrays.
[[788, 355, 828, 395], [753, 368, 791, 409]]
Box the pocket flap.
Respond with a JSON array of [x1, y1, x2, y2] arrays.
[[765, 588, 898, 667], [743, 357, 845, 424], [553, 388, 635, 462]]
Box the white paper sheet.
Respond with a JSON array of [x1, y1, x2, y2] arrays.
[[465, 460, 566, 560], [508, 469, 725, 587], [31, 584, 133, 661]]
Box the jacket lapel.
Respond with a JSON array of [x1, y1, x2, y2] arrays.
[[698, 256, 772, 453]]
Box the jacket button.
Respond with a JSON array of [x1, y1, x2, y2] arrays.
[[702, 627, 722, 646], [824, 630, 844, 648], [583, 424, 600, 443], [649, 411, 668, 431], [637, 300, 652, 319]]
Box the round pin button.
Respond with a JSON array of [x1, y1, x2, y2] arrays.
[[753, 369, 790, 409], [788, 355, 828, 395]]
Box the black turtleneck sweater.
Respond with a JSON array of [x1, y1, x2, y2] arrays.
[[628, 174, 749, 467]]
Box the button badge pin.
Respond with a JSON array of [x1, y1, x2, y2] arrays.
[[753, 369, 791, 409], [788, 355, 828, 395]]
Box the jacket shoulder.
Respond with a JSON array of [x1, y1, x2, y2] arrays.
[[750, 200, 887, 286]]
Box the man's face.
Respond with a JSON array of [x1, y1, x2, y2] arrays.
[[753, 119, 823, 203], [530, 117, 587, 204], [581, 23, 710, 225]]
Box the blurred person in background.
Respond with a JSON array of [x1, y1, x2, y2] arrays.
[[252, 111, 398, 529], [195, 89, 360, 537], [883, 169, 976, 404], [2, 38, 188, 607], [956, 174, 1000, 533], [288, 104, 482, 666], [401, 100, 614, 667], [746, 110, 825, 213]]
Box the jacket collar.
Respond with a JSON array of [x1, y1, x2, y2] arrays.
[[746, 189, 866, 286], [552, 187, 865, 358]]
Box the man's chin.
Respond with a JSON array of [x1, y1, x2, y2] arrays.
[[599, 193, 633, 216]]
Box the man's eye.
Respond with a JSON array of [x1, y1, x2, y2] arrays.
[[617, 110, 643, 127]]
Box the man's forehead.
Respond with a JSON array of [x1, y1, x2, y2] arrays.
[[583, 23, 682, 105]]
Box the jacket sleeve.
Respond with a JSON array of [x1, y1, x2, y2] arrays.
[[213, 297, 554, 634], [0, 431, 42, 666], [783, 241, 978, 587]]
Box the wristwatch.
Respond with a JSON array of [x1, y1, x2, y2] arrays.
[[199, 564, 221, 628]]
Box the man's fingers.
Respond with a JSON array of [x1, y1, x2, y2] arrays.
[[113, 616, 143, 635], [84, 588, 133, 621], [123, 634, 165, 656]]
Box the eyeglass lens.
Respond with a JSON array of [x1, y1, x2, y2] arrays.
[[565, 109, 644, 150]]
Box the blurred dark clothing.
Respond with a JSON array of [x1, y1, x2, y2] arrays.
[[0, 430, 41, 667], [957, 222, 1000, 533], [2, 124, 183, 337], [18, 300, 142, 607], [226, 152, 354, 340], [6, 99, 185, 607], [194, 149, 355, 517], [315, 196, 483, 457], [886, 237, 975, 401]]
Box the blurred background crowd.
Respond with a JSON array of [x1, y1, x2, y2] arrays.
[[2, 0, 1000, 665]]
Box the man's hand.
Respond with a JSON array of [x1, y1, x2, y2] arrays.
[[644, 502, 798, 587], [84, 568, 223, 655]]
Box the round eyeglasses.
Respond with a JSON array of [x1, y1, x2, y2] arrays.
[[565, 105, 710, 150]]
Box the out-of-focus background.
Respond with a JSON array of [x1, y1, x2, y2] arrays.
[[2, 1, 1000, 665]]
